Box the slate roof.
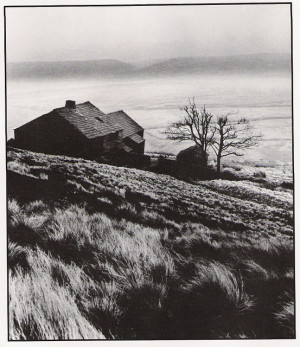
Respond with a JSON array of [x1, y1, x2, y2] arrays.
[[128, 133, 145, 144], [16, 101, 144, 144], [54, 102, 123, 139], [107, 110, 143, 138]]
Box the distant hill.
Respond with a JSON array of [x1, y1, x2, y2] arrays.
[[7, 59, 136, 79], [7, 53, 290, 80], [139, 54, 291, 76]]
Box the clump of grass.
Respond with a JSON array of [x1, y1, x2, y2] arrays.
[[167, 261, 254, 339], [274, 297, 295, 338], [24, 200, 49, 215], [8, 205, 49, 249], [7, 199, 21, 218], [253, 171, 266, 178], [8, 242, 30, 273], [9, 268, 104, 340], [116, 282, 169, 339], [240, 259, 274, 281]]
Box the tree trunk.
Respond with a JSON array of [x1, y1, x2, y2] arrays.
[[217, 131, 223, 174], [200, 145, 208, 167], [203, 151, 208, 167], [217, 154, 221, 174]]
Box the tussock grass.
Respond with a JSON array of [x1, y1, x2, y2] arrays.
[[168, 261, 253, 339], [8, 243, 30, 273], [7, 148, 294, 339], [274, 297, 295, 338], [9, 268, 104, 340]]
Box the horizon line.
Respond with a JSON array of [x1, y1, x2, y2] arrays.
[[6, 52, 291, 65]]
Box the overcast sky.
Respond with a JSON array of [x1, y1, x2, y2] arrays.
[[6, 4, 291, 62]]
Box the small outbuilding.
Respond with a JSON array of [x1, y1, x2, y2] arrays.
[[176, 145, 210, 178], [14, 100, 145, 159], [177, 145, 208, 167]]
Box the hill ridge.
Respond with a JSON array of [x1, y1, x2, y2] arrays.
[[7, 53, 291, 79]]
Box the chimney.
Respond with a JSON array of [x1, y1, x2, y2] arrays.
[[65, 100, 76, 109]]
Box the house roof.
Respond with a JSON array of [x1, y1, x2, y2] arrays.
[[107, 110, 143, 138], [54, 101, 123, 139], [15, 101, 144, 143], [128, 133, 145, 144]]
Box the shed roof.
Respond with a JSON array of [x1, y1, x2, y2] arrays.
[[107, 110, 143, 138], [128, 133, 145, 144]]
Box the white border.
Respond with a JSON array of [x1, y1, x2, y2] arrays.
[[0, 1, 298, 346]]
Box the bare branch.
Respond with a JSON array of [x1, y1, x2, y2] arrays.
[[166, 99, 215, 160], [166, 100, 262, 174], [212, 113, 262, 173]]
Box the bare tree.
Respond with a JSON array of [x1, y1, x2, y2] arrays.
[[165, 99, 215, 164], [211, 114, 262, 173]]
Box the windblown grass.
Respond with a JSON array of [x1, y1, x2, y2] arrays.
[[7, 148, 294, 339]]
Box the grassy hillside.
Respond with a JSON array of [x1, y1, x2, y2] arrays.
[[7, 148, 294, 340]]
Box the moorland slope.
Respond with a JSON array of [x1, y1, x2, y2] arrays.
[[7, 148, 294, 340]]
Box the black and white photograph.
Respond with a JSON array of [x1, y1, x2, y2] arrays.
[[3, 0, 296, 342]]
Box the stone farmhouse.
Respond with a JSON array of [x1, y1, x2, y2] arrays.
[[14, 100, 145, 160]]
